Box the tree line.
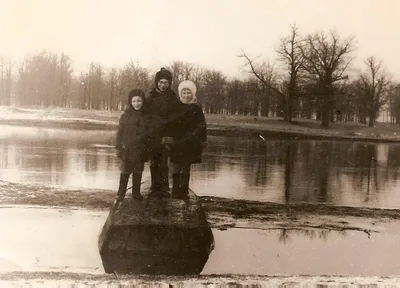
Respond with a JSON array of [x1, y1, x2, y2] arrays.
[[0, 24, 399, 128]]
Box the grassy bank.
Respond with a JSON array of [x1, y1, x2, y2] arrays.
[[1, 106, 400, 142]]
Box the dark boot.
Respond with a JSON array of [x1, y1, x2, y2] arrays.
[[149, 166, 158, 192], [149, 161, 170, 198], [160, 165, 170, 193], [116, 173, 130, 202], [159, 150, 170, 194], [149, 166, 163, 197], [177, 173, 190, 200], [171, 173, 181, 198], [132, 173, 143, 200]]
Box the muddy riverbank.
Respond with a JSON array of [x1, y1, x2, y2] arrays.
[[2, 181, 400, 285], [2, 180, 400, 234]]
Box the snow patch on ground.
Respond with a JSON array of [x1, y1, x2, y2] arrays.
[[0, 106, 116, 126], [1, 273, 400, 287], [0, 106, 65, 119]]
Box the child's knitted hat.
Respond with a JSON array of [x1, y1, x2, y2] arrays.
[[178, 80, 197, 104]]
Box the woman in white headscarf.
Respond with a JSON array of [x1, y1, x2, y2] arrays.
[[169, 80, 207, 199]]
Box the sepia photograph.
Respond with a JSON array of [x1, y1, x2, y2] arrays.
[[1, 0, 400, 286]]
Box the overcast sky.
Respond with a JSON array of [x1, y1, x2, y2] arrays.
[[1, 0, 398, 79]]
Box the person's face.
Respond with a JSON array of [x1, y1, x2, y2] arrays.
[[131, 96, 143, 110], [157, 79, 170, 92], [181, 88, 193, 102]]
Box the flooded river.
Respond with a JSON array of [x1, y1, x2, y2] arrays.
[[2, 124, 400, 280], [1, 125, 400, 208], [1, 206, 400, 277]]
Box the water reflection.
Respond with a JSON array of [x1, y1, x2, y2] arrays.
[[201, 137, 400, 207], [277, 229, 347, 244], [3, 207, 400, 277], [202, 227, 400, 276], [1, 125, 400, 208], [98, 199, 214, 275]]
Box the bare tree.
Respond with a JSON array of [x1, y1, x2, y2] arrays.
[[239, 51, 282, 117], [166, 61, 195, 92], [202, 69, 226, 114], [300, 30, 355, 128], [388, 83, 400, 124], [93, 63, 105, 110], [391, 85, 400, 124], [191, 65, 205, 88], [0, 56, 14, 106], [358, 56, 392, 127], [116, 61, 150, 110], [190, 65, 206, 105], [15, 52, 53, 106], [81, 62, 103, 110], [332, 80, 359, 122], [226, 79, 244, 115], [14, 51, 75, 107], [78, 72, 90, 109], [276, 24, 306, 122], [58, 53, 73, 107], [106, 67, 118, 110]]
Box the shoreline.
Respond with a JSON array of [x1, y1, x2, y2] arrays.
[[1, 271, 400, 286], [1, 180, 400, 234], [1, 118, 400, 143]]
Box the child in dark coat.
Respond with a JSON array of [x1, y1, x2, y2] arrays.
[[145, 68, 180, 196], [170, 80, 207, 199], [115, 89, 151, 202]]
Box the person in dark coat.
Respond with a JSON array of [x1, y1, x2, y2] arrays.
[[115, 89, 151, 202], [145, 67, 180, 197], [170, 80, 207, 199]]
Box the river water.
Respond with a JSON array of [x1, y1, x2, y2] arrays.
[[2, 124, 400, 279], [1, 125, 400, 208], [1, 207, 400, 277]]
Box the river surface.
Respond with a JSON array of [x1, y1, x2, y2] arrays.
[[1, 125, 400, 208], [2, 125, 400, 279], [1, 206, 400, 277]]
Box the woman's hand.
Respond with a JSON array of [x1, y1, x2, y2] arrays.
[[161, 137, 174, 145], [116, 149, 124, 159]]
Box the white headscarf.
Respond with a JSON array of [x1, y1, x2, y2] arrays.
[[178, 80, 198, 104]]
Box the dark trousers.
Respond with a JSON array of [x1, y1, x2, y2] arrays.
[[171, 162, 191, 198], [150, 146, 170, 191]]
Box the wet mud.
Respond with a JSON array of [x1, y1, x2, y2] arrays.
[[2, 180, 400, 285], [1, 180, 400, 235]]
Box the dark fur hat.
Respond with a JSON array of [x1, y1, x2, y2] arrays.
[[155, 67, 172, 86], [127, 89, 145, 109]]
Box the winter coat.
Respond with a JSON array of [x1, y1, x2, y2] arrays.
[[145, 88, 180, 140], [170, 103, 207, 164], [115, 108, 153, 163]]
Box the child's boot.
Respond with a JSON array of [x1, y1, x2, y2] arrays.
[[149, 166, 158, 192], [159, 163, 170, 196], [116, 173, 130, 202], [171, 173, 181, 199], [132, 173, 143, 200], [177, 173, 190, 200]]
